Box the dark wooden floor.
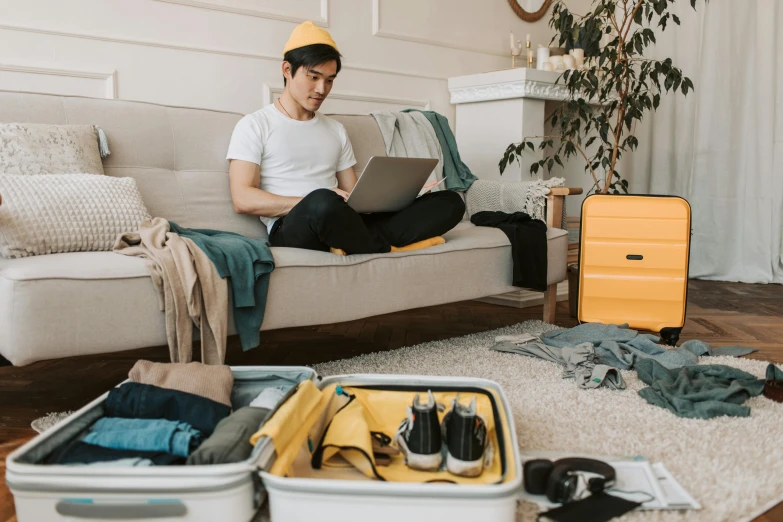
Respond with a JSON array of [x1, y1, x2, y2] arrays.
[[2, 279, 782, 521]]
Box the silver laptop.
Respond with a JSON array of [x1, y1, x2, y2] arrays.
[[346, 156, 439, 213]]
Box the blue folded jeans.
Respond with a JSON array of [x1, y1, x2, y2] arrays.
[[47, 440, 185, 466], [83, 418, 203, 457], [105, 382, 230, 436]]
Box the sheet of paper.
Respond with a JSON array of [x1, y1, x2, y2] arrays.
[[608, 461, 667, 509], [652, 462, 701, 510]]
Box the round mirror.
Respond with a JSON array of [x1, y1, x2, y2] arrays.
[[508, 0, 553, 22]]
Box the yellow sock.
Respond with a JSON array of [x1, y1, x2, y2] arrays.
[[330, 247, 347, 256], [390, 236, 446, 253]]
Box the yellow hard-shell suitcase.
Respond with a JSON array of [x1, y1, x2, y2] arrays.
[[577, 194, 691, 345]]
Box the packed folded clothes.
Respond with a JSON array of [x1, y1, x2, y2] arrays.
[[187, 407, 270, 465], [128, 360, 234, 407], [105, 382, 230, 436], [83, 418, 203, 457], [45, 361, 298, 467], [83, 458, 155, 467], [47, 440, 185, 466]]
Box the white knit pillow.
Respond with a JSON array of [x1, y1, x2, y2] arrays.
[[0, 174, 150, 258], [0, 123, 108, 176]]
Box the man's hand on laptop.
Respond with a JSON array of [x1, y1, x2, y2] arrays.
[[333, 188, 350, 201], [418, 178, 447, 196]]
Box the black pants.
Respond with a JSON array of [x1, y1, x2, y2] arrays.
[[269, 188, 466, 254]]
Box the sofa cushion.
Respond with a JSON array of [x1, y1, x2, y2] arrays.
[[0, 174, 151, 258], [0, 91, 266, 241], [0, 123, 106, 176], [0, 224, 567, 365]]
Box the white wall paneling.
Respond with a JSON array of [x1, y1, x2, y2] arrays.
[[154, 0, 329, 26], [0, 0, 589, 128], [0, 23, 447, 82], [0, 61, 117, 99], [372, 0, 554, 57]]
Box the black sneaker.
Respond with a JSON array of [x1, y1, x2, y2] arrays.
[[442, 394, 488, 477], [394, 391, 443, 471]]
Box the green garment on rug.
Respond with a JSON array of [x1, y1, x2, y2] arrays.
[[634, 358, 781, 419], [168, 222, 274, 351], [401, 109, 477, 192]]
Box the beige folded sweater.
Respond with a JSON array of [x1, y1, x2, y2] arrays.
[[129, 359, 234, 407]]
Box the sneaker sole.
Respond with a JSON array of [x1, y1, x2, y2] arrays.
[[397, 436, 443, 471], [446, 452, 483, 477]]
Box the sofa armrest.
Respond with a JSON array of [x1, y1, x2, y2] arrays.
[[545, 187, 583, 229], [465, 179, 582, 224], [548, 187, 584, 197]]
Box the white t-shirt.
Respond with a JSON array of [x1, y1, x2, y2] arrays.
[[226, 104, 357, 233]]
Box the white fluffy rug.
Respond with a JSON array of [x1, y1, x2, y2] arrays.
[[314, 320, 783, 522]]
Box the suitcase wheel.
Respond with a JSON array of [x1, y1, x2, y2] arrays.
[[660, 327, 682, 346]]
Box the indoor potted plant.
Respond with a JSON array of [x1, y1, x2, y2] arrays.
[[499, 0, 707, 195]]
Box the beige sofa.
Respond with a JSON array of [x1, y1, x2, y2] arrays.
[[0, 91, 576, 366]]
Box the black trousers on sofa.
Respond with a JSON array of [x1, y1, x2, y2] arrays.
[[269, 188, 465, 255]]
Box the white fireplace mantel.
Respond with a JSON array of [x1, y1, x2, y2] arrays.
[[447, 67, 570, 184], [448, 68, 568, 105]]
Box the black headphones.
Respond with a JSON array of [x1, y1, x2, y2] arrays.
[[523, 457, 616, 504]]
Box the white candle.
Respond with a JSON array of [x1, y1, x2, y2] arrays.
[[510, 31, 516, 50]]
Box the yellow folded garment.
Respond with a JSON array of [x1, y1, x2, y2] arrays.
[[390, 236, 446, 253], [250, 380, 329, 476], [316, 399, 380, 480]]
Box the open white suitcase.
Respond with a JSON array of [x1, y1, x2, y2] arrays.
[[6, 367, 522, 522]]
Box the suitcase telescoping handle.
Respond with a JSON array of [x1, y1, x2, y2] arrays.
[[56, 499, 186, 519]]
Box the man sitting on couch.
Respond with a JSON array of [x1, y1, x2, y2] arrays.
[[226, 22, 465, 255]]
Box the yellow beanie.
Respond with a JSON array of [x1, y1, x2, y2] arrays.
[[283, 21, 339, 56]]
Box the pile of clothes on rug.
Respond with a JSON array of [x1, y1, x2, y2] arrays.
[[46, 361, 286, 467], [491, 323, 783, 419]]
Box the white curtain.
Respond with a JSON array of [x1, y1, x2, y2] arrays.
[[628, 0, 783, 284]]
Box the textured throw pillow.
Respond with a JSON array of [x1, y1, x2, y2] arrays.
[[0, 123, 109, 176], [0, 174, 150, 258]]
